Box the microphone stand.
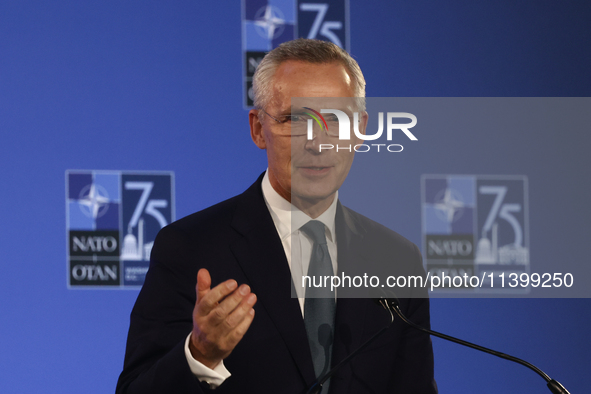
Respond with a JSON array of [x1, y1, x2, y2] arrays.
[[381, 297, 571, 394], [306, 300, 395, 394]]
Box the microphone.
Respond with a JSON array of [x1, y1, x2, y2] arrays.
[[305, 303, 396, 394], [379, 295, 571, 394]]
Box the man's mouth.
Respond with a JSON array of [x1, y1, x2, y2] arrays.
[[298, 166, 332, 175]]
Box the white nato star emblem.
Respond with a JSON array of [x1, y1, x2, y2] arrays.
[[433, 188, 465, 223], [254, 5, 286, 40], [78, 184, 110, 219]]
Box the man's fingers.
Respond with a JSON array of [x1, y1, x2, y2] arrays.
[[198, 278, 238, 314], [223, 293, 257, 329], [228, 306, 256, 345], [209, 284, 251, 323]]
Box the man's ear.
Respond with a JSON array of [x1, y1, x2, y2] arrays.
[[249, 109, 267, 149]]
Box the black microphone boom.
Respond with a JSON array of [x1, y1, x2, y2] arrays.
[[380, 297, 571, 394], [306, 300, 396, 394]]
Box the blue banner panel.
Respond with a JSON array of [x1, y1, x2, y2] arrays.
[[242, 0, 349, 107], [423, 175, 529, 295], [66, 170, 174, 288]]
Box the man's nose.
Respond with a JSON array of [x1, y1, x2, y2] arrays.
[[304, 124, 333, 153]]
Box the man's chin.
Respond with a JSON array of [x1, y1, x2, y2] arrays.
[[290, 189, 337, 209]]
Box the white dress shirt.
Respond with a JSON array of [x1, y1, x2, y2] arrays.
[[261, 171, 338, 314], [184, 171, 338, 387]]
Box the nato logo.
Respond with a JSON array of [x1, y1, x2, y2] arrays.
[[242, 0, 350, 107], [421, 175, 529, 293], [66, 171, 174, 288]]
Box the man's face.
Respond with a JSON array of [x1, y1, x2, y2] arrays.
[[250, 60, 364, 216]]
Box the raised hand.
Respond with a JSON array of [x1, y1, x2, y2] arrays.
[[189, 269, 257, 369]]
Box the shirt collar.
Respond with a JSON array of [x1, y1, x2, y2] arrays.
[[261, 170, 338, 242]]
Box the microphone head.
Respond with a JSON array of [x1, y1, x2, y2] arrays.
[[385, 297, 400, 309], [373, 289, 401, 311]]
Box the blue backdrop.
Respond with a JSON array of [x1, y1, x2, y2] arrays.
[[1, 1, 589, 393]]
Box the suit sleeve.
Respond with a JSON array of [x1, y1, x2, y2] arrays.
[[116, 225, 214, 394]]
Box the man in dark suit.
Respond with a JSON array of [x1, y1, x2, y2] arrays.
[[117, 39, 436, 394]]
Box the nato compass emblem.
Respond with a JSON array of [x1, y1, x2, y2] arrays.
[[241, 0, 350, 108], [253, 5, 288, 41], [421, 175, 529, 294], [66, 170, 174, 288]]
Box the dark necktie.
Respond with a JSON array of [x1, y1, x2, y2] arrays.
[[301, 220, 336, 393]]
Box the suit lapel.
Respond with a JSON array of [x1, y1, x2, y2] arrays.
[[229, 175, 317, 388], [228, 177, 375, 389], [332, 204, 371, 381]]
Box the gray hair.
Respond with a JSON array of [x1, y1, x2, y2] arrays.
[[252, 38, 366, 110]]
